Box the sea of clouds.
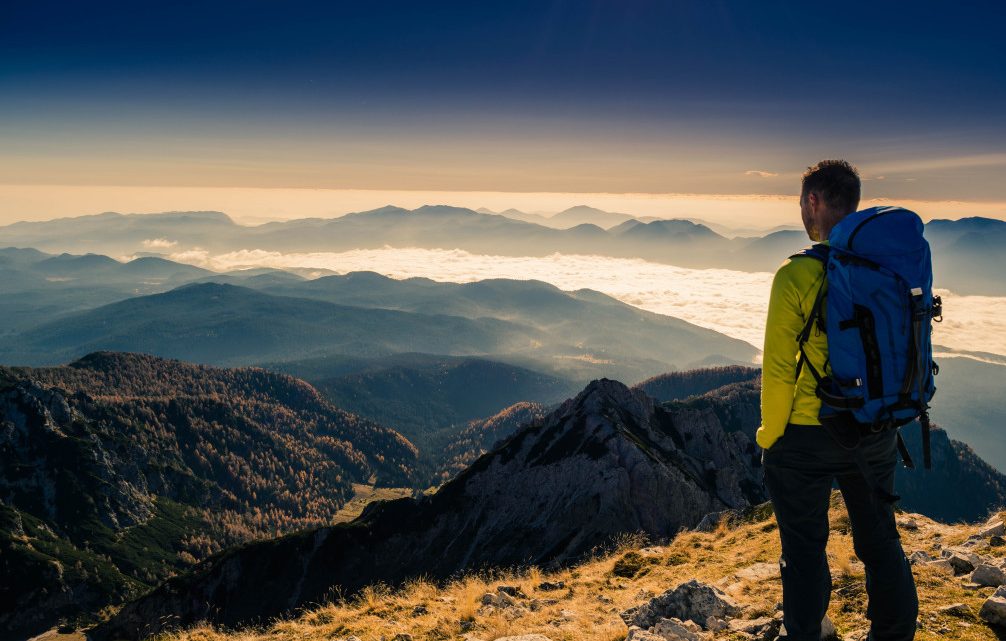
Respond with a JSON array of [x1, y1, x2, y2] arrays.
[[166, 246, 1006, 364]]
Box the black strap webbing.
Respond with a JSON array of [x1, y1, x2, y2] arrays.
[[897, 431, 915, 469], [920, 411, 932, 469]]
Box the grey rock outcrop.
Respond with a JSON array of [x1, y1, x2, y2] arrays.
[[94, 379, 766, 640], [0, 380, 155, 531], [620, 579, 741, 629]]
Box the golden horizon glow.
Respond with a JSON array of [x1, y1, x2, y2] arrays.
[[1, 184, 1004, 229]]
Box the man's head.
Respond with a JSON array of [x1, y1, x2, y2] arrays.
[[800, 159, 861, 241]]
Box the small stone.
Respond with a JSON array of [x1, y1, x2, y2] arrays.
[[946, 552, 976, 575], [991, 535, 1006, 547], [908, 550, 932, 565], [980, 593, 1006, 627], [727, 617, 775, 634], [597, 594, 614, 604], [537, 581, 566, 591], [705, 616, 729, 632], [971, 563, 1006, 587], [653, 617, 704, 641], [411, 604, 428, 616], [481, 592, 499, 606], [980, 521, 1006, 538], [898, 517, 919, 530], [734, 562, 780, 581], [529, 598, 559, 611], [924, 559, 955, 575], [938, 603, 971, 617], [625, 627, 665, 641], [497, 585, 526, 598], [391, 635, 413, 641]]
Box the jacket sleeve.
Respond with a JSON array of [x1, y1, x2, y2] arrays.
[[756, 260, 807, 450]]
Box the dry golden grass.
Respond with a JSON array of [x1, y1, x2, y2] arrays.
[[152, 498, 1006, 641], [331, 484, 415, 524]]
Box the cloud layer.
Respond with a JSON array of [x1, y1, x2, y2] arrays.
[[164, 246, 1003, 361]]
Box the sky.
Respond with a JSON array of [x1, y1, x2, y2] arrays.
[[2, 1, 1005, 224]]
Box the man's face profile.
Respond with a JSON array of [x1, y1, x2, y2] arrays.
[[800, 191, 819, 241]]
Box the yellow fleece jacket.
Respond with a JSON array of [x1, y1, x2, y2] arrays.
[[756, 247, 830, 450]]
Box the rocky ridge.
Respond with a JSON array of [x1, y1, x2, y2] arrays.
[[92, 378, 767, 640], [111, 496, 1006, 641]]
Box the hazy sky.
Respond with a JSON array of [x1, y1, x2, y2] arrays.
[[2, 1, 1005, 223]]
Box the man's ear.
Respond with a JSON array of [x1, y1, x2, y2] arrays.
[[806, 191, 819, 212]]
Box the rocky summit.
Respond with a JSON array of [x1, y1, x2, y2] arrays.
[[89, 496, 1006, 641], [93, 378, 767, 640]]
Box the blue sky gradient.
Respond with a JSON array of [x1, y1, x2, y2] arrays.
[[2, 0, 1005, 202]]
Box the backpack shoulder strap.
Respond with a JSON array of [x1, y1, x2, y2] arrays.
[[789, 242, 830, 263], [791, 243, 830, 385]]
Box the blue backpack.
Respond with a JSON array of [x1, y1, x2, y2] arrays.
[[794, 206, 942, 497]]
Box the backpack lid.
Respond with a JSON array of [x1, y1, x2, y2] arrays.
[[829, 206, 926, 257]]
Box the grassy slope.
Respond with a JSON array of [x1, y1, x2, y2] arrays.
[[145, 493, 1002, 641]]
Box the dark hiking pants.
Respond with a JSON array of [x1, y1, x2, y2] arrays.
[[762, 423, 918, 641]]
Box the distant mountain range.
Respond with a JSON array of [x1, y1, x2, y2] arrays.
[[2, 207, 999, 294], [2, 243, 1001, 472], [0, 352, 418, 640], [90, 372, 1006, 641], [0, 272, 758, 383]]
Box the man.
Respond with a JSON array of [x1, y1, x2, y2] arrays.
[[757, 160, 918, 641]]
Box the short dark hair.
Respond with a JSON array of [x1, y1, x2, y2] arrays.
[[801, 159, 861, 215]]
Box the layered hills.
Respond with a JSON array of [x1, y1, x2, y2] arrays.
[[0, 277, 757, 382], [2, 206, 1000, 294]]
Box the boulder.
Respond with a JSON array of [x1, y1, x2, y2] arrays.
[[924, 559, 955, 575], [980, 587, 1006, 627], [945, 552, 977, 575], [497, 585, 526, 598], [537, 581, 565, 591], [620, 580, 740, 630], [625, 628, 666, 641], [694, 510, 732, 532], [652, 617, 705, 641], [980, 521, 1006, 538], [972, 563, 1006, 588], [908, 550, 932, 565], [938, 603, 971, 617]]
